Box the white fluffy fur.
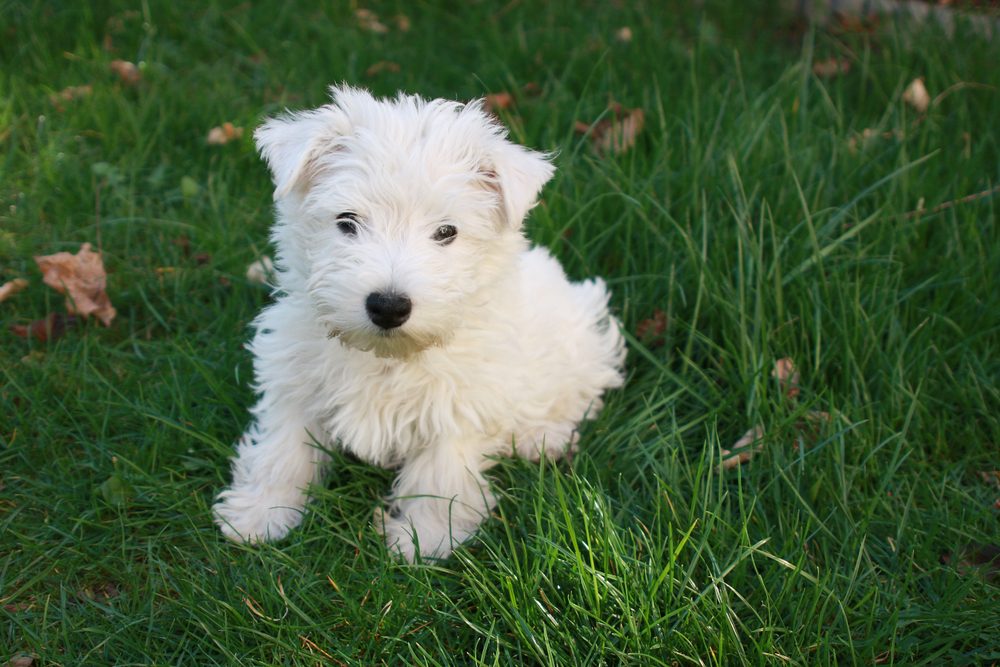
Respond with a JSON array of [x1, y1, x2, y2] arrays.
[[213, 86, 626, 561]]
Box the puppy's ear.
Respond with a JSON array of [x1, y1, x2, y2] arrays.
[[255, 107, 347, 199], [484, 143, 555, 228]]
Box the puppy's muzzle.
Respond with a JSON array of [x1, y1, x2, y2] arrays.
[[366, 292, 412, 330]]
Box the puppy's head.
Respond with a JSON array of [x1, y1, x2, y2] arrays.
[[256, 85, 554, 358]]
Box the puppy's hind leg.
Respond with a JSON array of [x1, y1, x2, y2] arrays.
[[376, 437, 496, 562], [214, 398, 327, 544]]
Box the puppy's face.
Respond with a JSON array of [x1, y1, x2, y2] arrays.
[[256, 86, 554, 358]]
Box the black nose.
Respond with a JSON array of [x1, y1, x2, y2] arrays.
[[365, 292, 412, 329]]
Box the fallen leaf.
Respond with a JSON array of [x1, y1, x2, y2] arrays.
[[793, 410, 833, 450], [365, 61, 400, 77], [172, 236, 191, 257], [977, 470, 1000, 489], [576, 104, 645, 156], [719, 425, 765, 470], [636, 309, 667, 347], [0, 278, 28, 303], [393, 14, 411, 32], [9, 312, 77, 342], [832, 11, 880, 34], [720, 354, 836, 471], [484, 92, 515, 113], [773, 357, 800, 399], [8, 654, 35, 667], [49, 84, 92, 110], [903, 78, 930, 113], [356, 8, 388, 34], [206, 122, 244, 145], [35, 242, 116, 326], [812, 57, 850, 78], [110, 59, 141, 86], [615, 26, 633, 43], [246, 256, 275, 284]]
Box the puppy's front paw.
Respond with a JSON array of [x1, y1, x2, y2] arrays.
[[213, 486, 306, 544], [372, 507, 421, 562], [373, 504, 479, 562]]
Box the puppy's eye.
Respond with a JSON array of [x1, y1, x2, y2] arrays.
[[432, 224, 457, 245], [336, 212, 359, 236]]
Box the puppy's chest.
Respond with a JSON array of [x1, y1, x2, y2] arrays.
[[319, 360, 464, 466]]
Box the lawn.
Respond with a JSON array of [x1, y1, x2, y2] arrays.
[[2, 1, 999, 664]]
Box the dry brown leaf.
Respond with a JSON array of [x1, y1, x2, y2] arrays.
[[356, 8, 389, 34], [601, 107, 645, 155], [49, 84, 92, 110], [977, 470, 1000, 489], [773, 357, 800, 399], [8, 654, 35, 667], [10, 312, 77, 342], [903, 78, 931, 113], [615, 26, 633, 43], [636, 309, 667, 347], [719, 354, 836, 471], [365, 61, 401, 78], [172, 235, 191, 257], [207, 122, 244, 145], [833, 12, 880, 34], [719, 425, 765, 470], [0, 278, 29, 303], [34, 242, 116, 326], [110, 59, 140, 86], [484, 92, 515, 113], [246, 256, 275, 284], [812, 57, 850, 78], [577, 105, 645, 156]]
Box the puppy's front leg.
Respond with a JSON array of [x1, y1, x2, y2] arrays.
[[214, 399, 326, 544], [376, 437, 496, 561]]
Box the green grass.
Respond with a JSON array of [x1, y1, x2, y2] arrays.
[[2, 1, 999, 664]]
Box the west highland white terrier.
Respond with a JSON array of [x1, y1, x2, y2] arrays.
[[214, 86, 626, 561]]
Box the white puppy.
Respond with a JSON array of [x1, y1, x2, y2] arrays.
[[214, 86, 625, 561]]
